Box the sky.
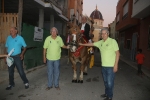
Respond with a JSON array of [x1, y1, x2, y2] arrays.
[[83, 0, 118, 27]]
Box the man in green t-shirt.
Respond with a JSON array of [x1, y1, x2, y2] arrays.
[[79, 28, 120, 100], [43, 27, 69, 90]]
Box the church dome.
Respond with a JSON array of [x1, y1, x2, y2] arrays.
[[90, 5, 103, 20]]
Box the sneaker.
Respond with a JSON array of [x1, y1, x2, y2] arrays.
[[104, 97, 112, 100], [101, 94, 107, 98], [25, 83, 29, 89], [45, 87, 52, 90], [55, 87, 61, 90], [6, 85, 15, 90]]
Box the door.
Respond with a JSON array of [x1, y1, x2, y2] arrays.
[[131, 33, 138, 61]]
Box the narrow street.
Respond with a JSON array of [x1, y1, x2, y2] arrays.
[[0, 0, 150, 100], [0, 52, 150, 100]]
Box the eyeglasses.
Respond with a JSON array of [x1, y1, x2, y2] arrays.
[[51, 31, 56, 32]]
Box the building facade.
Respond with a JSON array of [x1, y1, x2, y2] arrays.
[[132, 0, 150, 69], [116, 0, 150, 69], [0, 0, 69, 70], [68, 0, 83, 25], [116, 0, 139, 60], [109, 19, 118, 39]]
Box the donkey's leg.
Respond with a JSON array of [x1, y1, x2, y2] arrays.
[[78, 58, 86, 83], [83, 55, 91, 75], [83, 66, 88, 75], [78, 70, 83, 83], [70, 57, 77, 83], [72, 68, 77, 83]]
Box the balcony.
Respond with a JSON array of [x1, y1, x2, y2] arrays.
[[122, 13, 128, 20], [116, 16, 139, 31], [41, 0, 67, 16], [132, 0, 150, 18]]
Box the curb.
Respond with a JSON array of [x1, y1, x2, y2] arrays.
[[120, 58, 150, 78]]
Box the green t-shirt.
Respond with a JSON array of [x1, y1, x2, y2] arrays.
[[43, 36, 64, 60], [93, 37, 119, 67]]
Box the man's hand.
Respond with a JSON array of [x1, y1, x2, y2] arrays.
[[113, 65, 118, 73], [20, 54, 24, 60], [113, 50, 120, 73], [66, 45, 70, 49], [43, 49, 47, 64], [43, 57, 46, 64], [79, 43, 82, 45]]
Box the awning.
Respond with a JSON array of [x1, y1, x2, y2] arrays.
[[34, 0, 68, 21], [34, 0, 62, 14], [59, 14, 69, 21]]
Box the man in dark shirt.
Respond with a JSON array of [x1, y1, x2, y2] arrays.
[[80, 16, 92, 42], [81, 16, 93, 53]]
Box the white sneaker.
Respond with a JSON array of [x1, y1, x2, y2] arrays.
[[25, 83, 29, 89]]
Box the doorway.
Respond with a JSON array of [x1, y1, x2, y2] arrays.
[[131, 33, 138, 61]]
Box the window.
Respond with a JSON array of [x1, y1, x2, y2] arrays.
[[76, 11, 79, 20], [126, 39, 131, 49], [79, 15, 81, 23], [123, 1, 129, 16], [70, 9, 74, 19], [116, 13, 120, 23]]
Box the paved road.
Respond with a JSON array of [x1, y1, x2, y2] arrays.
[[0, 55, 150, 100]]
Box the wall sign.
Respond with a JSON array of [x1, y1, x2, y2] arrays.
[[34, 27, 43, 41]]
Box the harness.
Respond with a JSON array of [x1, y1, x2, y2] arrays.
[[73, 46, 84, 57], [73, 34, 88, 57], [67, 30, 88, 57]]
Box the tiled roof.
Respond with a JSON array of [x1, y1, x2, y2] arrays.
[[90, 8, 103, 20]]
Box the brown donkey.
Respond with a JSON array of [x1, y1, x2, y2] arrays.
[[67, 24, 91, 83]]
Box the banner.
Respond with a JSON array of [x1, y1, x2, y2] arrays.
[[34, 27, 43, 41]]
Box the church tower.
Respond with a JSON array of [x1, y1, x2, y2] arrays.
[[90, 5, 104, 29], [90, 5, 104, 41]]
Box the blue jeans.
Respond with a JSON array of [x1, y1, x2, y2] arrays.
[[8, 54, 29, 85], [47, 59, 60, 87], [102, 67, 115, 98]]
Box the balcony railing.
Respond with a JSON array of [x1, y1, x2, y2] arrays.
[[116, 21, 119, 25], [42, 0, 67, 16], [122, 13, 128, 20], [134, 0, 139, 4]]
